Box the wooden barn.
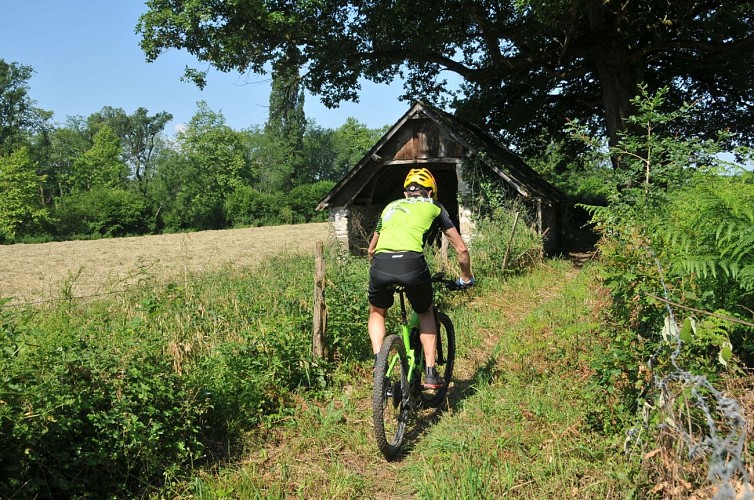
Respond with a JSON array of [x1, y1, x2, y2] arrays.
[[316, 101, 565, 255]]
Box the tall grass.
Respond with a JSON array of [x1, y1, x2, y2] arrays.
[[0, 207, 548, 498], [406, 261, 638, 499], [0, 247, 371, 498]]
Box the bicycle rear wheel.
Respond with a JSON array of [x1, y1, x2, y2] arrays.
[[373, 334, 409, 459], [420, 311, 455, 408]]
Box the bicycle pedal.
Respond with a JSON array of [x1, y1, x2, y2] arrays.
[[384, 381, 401, 408]]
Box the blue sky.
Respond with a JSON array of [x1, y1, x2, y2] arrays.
[[1, 1, 410, 135]]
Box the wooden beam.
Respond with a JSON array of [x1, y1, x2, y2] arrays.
[[382, 158, 466, 165]]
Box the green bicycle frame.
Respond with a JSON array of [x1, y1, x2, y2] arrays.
[[385, 283, 447, 388], [395, 290, 421, 382]]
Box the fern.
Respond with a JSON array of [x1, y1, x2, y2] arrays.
[[659, 173, 754, 292], [716, 217, 754, 290]]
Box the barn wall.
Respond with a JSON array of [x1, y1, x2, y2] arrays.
[[328, 205, 383, 255], [536, 200, 561, 256], [329, 207, 349, 250], [455, 162, 474, 242], [544, 204, 561, 256]]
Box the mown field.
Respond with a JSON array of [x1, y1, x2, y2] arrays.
[[0, 223, 331, 306]]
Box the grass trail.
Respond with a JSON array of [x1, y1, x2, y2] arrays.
[[193, 257, 631, 498]]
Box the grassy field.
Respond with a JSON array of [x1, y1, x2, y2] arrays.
[[0, 223, 331, 306], [2, 221, 751, 498]]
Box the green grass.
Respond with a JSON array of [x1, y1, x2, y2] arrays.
[[6, 216, 746, 498], [400, 261, 637, 499], [171, 258, 642, 499]]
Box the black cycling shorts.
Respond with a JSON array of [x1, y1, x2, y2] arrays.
[[368, 251, 432, 313]]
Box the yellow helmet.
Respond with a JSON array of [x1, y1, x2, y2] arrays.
[[403, 168, 437, 199]]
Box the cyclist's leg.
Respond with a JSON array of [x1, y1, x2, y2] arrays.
[[403, 263, 443, 387], [403, 261, 435, 365], [417, 309, 437, 365], [368, 305, 388, 356], [368, 257, 396, 357]]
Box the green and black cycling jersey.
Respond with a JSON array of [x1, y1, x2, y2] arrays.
[[373, 196, 455, 254]]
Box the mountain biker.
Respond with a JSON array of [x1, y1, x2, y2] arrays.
[[367, 168, 474, 389]]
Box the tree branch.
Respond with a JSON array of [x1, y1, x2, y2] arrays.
[[644, 292, 754, 328]]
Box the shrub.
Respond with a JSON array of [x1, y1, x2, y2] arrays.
[[51, 187, 150, 239], [225, 185, 277, 226], [576, 85, 754, 492], [0, 303, 207, 498]]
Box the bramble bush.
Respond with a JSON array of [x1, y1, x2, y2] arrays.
[[0, 246, 373, 497], [0, 299, 208, 498], [576, 85, 754, 492]]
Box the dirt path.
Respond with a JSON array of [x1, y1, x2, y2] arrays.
[[375, 261, 584, 498]]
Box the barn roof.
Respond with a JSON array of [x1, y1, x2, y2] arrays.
[[316, 101, 564, 210]]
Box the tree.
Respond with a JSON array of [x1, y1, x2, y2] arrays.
[[331, 118, 385, 178], [0, 60, 52, 154], [245, 126, 296, 194], [88, 106, 172, 192], [265, 62, 307, 187], [71, 124, 129, 191], [137, 1, 754, 163], [266, 63, 306, 150], [152, 102, 251, 230], [300, 123, 337, 184], [0, 148, 48, 242]]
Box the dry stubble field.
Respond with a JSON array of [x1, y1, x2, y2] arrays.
[[0, 223, 331, 306]]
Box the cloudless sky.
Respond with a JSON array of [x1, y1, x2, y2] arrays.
[[1, 0, 410, 135]]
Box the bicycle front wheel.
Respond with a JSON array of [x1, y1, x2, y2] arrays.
[[373, 334, 409, 459], [420, 311, 456, 408]]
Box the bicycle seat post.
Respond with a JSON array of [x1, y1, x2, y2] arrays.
[[397, 287, 408, 325]]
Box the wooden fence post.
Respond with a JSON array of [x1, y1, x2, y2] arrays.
[[312, 241, 327, 359], [501, 211, 520, 273]]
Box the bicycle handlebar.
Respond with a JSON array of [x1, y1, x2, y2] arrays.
[[431, 272, 474, 291], [392, 273, 474, 294]]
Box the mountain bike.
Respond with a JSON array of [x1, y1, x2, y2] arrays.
[[372, 272, 464, 459]]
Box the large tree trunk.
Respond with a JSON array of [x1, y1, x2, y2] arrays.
[[595, 56, 639, 151], [587, 2, 644, 170]]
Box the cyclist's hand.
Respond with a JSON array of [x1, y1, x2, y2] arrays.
[[454, 276, 475, 289]]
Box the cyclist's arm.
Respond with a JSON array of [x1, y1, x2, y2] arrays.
[[367, 231, 380, 260], [443, 227, 473, 282]]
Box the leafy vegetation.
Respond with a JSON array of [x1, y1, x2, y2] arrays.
[[0, 206, 546, 498], [574, 86, 754, 496], [137, 1, 754, 160], [0, 57, 385, 244], [3, 13, 754, 495]]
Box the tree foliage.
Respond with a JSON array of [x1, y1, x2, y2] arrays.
[[0, 60, 52, 154], [137, 0, 754, 159], [578, 86, 754, 369], [71, 124, 130, 191], [0, 59, 385, 242], [0, 148, 48, 242], [88, 106, 172, 191]]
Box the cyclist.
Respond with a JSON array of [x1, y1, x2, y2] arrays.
[[367, 168, 474, 388]]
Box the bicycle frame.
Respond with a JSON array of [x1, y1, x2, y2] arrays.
[[391, 288, 444, 389], [395, 290, 420, 385]]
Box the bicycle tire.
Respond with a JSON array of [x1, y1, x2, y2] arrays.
[[373, 334, 409, 459], [419, 311, 455, 408]]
